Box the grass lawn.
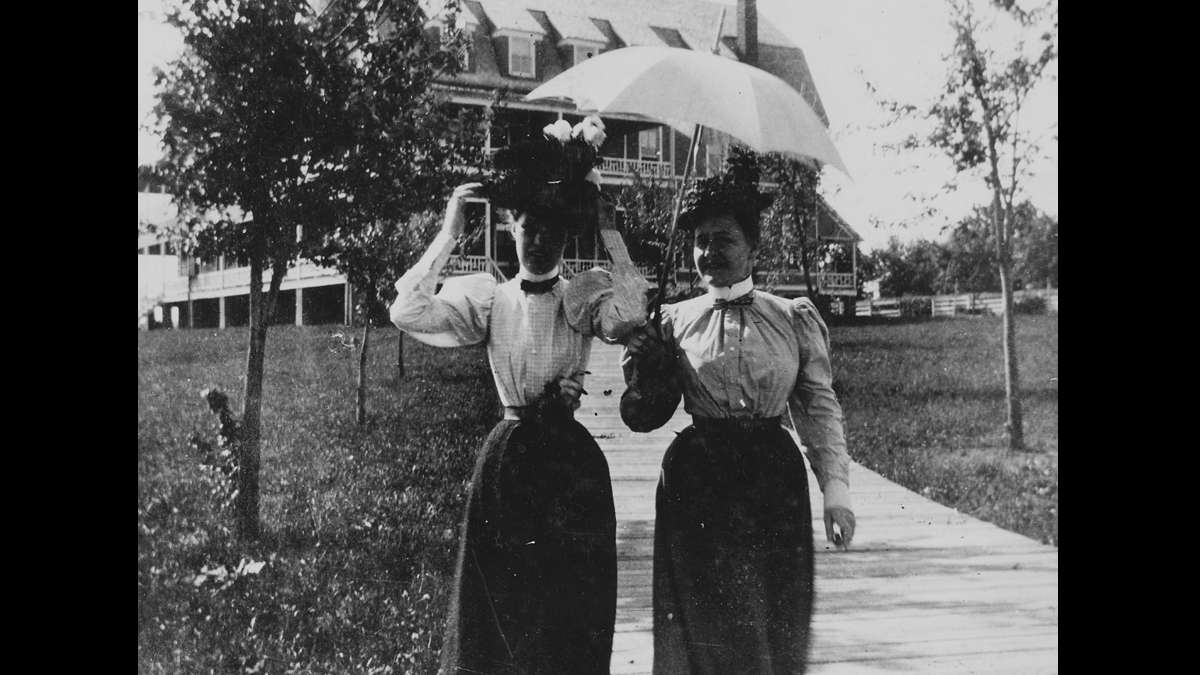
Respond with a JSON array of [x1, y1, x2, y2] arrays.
[[829, 314, 1058, 546], [138, 325, 498, 673], [138, 314, 1057, 672]]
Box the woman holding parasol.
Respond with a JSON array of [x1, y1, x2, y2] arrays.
[[619, 159, 856, 674]]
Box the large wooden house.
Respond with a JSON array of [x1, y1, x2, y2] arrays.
[[144, 0, 861, 329]]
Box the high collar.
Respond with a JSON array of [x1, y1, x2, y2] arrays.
[[706, 275, 754, 302], [517, 265, 561, 283]]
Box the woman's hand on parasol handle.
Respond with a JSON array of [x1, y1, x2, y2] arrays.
[[556, 373, 588, 411]]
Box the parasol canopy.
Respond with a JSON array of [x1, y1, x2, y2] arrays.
[[525, 45, 849, 177]]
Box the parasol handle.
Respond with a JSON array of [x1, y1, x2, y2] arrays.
[[650, 10, 723, 322], [651, 123, 704, 321]]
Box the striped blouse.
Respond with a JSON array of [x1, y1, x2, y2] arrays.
[[389, 230, 648, 408]]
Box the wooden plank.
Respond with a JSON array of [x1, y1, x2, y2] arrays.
[[575, 342, 1058, 674]]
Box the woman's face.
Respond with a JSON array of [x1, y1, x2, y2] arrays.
[[693, 213, 755, 288], [512, 212, 567, 275]]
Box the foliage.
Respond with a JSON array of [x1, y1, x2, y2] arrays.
[[301, 0, 488, 324], [862, 200, 1057, 297], [609, 171, 685, 271], [754, 149, 822, 289], [941, 201, 1058, 292], [866, 237, 949, 297], [1012, 294, 1046, 314], [138, 326, 498, 673], [151, 0, 486, 529], [897, 297, 933, 318]]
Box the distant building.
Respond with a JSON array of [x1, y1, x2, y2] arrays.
[[145, 0, 861, 328]]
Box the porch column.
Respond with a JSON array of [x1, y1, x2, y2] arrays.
[[851, 243, 857, 292], [484, 201, 493, 274], [218, 296, 227, 329], [294, 286, 304, 326], [484, 106, 491, 154]]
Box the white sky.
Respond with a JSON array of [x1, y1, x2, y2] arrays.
[[138, 0, 1058, 251]]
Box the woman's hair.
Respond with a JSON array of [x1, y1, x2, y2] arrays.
[[677, 158, 773, 247], [481, 117, 607, 236]]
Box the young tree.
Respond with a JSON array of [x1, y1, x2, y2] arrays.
[[611, 171, 692, 298], [151, 0, 475, 538], [873, 0, 1057, 450], [304, 2, 487, 426]]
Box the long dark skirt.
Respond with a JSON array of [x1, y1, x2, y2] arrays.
[[440, 416, 617, 675], [653, 421, 815, 675]]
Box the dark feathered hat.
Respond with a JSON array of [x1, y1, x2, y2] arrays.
[[677, 150, 774, 245], [481, 116, 608, 236]]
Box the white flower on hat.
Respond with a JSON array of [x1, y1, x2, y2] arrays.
[[543, 119, 573, 143], [572, 114, 607, 148]]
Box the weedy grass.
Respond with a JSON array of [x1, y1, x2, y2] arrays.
[[138, 325, 497, 674], [829, 314, 1058, 546], [138, 315, 1058, 672]]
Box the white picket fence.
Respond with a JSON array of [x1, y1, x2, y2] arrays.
[[857, 288, 1058, 318]]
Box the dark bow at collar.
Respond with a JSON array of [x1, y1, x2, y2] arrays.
[[713, 291, 755, 310], [520, 276, 560, 295]]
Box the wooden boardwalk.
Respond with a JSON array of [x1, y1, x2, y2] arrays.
[[575, 342, 1058, 674]]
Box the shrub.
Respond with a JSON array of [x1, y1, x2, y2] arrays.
[[1013, 294, 1047, 314], [898, 297, 932, 318]]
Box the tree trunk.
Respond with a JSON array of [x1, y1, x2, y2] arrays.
[[238, 247, 286, 540], [356, 320, 370, 426], [396, 329, 405, 379], [793, 192, 816, 300], [239, 256, 266, 540], [992, 197, 1025, 451]]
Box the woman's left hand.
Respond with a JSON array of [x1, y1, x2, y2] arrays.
[[556, 377, 585, 411], [824, 506, 856, 551]]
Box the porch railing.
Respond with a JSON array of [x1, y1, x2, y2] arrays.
[[599, 157, 675, 179]]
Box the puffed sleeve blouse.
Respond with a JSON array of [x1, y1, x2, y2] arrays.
[[621, 289, 850, 492], [389, 229, 647, 408]]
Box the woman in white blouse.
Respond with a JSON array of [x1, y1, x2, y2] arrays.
[[390, 118, 647, 674], [620, 167, 856, 674]]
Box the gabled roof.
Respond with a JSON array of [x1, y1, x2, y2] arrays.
[[482, 0, 544, 34], [436, 0, 830, 126], [548, 11, 608, 44], [817, 194, 862, 243]]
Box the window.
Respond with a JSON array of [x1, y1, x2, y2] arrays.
[[508, 36, 536, 77], [572, 44, 596, 67], [148, 244, 162, 255], [638, 128, 661, 161]]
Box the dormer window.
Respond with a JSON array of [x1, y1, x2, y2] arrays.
[[572, 44, 596, 66], [508, 36, 536, 78]]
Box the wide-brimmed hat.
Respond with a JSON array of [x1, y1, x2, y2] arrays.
[[482, 116, 608, 235]]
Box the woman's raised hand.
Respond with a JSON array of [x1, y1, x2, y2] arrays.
[[443, 182, 483, 238]]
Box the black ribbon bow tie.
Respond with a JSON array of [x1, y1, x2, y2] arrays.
[[713, 292, 755, 310], [520, 276, 560, 295]]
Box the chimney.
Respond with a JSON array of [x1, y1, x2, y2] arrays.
[[737, 0, 758, 65]]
